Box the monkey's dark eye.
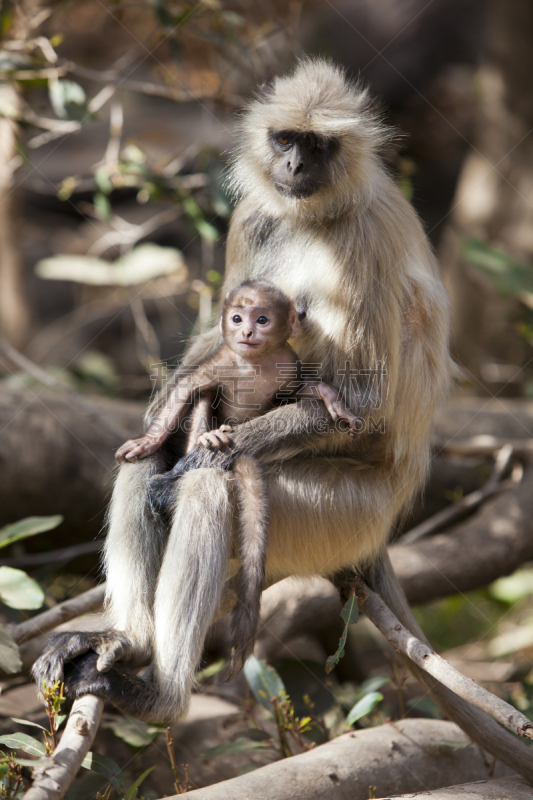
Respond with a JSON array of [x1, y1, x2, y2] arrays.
[[232, 314, 242, 323], [257, 315, 268, 325], [314, 139, 329, 151]]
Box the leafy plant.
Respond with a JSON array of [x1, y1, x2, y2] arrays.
[[0, 683, 123, 798], [325, 592, 359, 674]]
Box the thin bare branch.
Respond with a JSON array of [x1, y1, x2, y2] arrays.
[[354, 574, 533, 740], [436, 435, 533, 459], [402, 445, 519, 544], [0, 540, 102, 570], [10, 586, 105, 645]]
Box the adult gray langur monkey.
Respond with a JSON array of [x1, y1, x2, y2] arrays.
[[33, 59, 533, 782]]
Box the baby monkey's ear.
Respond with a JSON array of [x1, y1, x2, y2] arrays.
[[287, 302, 301, 339]]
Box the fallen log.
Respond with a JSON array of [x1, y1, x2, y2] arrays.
[[384, 776, 532, 799], [161, 719, 513, 800]]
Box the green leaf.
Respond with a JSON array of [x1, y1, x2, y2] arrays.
[[49, 79, 87, 120], [56, 714, 67, 730], [10, 719, 47, 732], [200, 736, 273, 758], [6, 757, 51, 768], [182, 196, 218, 242], [81, 752, 123, 791], [122, 766, 154, 800], [93, 192, 111, 221], [358, 676, 390, 695], [325, 593, 359, 674], [340, 594, 359, 626], [0, 625, 21, 673], [243, 657, 287, 713], [103, 717, 162, 749], [345, 691, 384, 727], [490, 569, 533, 604], [195, 658, 226, 682], [0, 567, 44, 610], [0, 515, 63, 549], [0, 732, 46, 757]]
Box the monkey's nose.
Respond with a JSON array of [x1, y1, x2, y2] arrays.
[[287, 145, 304, 175]]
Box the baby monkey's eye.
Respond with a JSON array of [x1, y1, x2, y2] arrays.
[[257, 315, 268, 325], [276, 134, 290, 146], [232, 314, 242, 323]]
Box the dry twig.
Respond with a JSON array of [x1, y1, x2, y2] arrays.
[[354, 573, 533, 740], [10, 586, 106, 646], [402, 444, 519, 544], [23, 696, 104, 800]]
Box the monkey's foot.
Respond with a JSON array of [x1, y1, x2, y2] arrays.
[[62, 652, 167, 723], [31, 630, 139, 691], [149, 445, 235, 514]]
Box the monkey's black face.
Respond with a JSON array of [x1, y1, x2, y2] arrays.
[[269, 130, 338, 199]]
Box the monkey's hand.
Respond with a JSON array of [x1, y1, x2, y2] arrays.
[[116, 434, 164, 463], [312, 383, 362, 438], [31, 630, 141, 691], [198, 425, 234, 449]]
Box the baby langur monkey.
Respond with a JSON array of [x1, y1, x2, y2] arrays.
[[116, 280, 360, 674]]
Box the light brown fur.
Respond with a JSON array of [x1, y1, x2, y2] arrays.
[[30, 60, 533, 783]]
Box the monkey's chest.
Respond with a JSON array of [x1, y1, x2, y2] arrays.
[[244, 224, 347, 362]]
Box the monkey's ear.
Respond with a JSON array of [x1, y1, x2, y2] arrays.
[[287, 303, 301, 339]]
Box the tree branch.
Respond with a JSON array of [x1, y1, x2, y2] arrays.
[[390, 462, 533, 605], [10, 586, 105, 645], [158, 719, 513, 800], [23, 696, 104, 800], [354, 574, 533, 740]]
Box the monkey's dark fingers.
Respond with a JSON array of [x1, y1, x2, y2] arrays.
[[95, 634, 132, 672], [32, 631, 96, 688], [32, 631, 133, 691]]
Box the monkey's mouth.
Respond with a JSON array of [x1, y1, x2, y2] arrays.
[[274, 182, 317, 199]]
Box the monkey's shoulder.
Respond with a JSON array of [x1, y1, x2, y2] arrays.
[[241, 208, 280, 248]]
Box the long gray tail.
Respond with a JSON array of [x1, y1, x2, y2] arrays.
[[229, 455, 269, 678], [368, 550, 533, 785]]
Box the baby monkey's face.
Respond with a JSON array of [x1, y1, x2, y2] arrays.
[[222, 289, 294, 360], [224, 302, 285, 358]]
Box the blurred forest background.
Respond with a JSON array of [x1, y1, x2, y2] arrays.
[[2, 1, 533, 798]]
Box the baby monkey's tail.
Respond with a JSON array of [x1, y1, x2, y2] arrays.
[[228, 455, 269, 678]]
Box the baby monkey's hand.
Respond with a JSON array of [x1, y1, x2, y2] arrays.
[[318, 384, 363, 438], [198, 424, 234, 449], [116, 434, 163, 462]]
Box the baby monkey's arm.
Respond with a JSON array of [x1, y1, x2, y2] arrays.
[[115, 358, 222, 462], [299, 381, 362, 437]]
